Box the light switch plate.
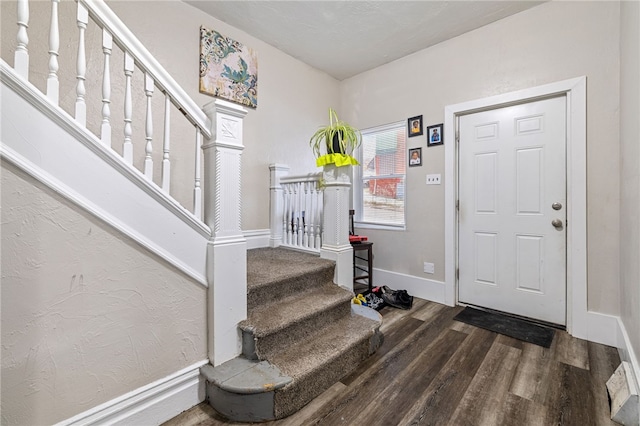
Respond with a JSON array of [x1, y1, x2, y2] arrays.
[[423, 262, 435, 274], [426, 174, 441, 185]]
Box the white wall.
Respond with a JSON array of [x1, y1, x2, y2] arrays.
[[340, 1, 622, 315], [0, 161, 208, 425], [619, 0, 640, 375]]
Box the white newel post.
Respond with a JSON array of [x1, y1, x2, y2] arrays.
[[320, 164, 354, 291], [269, 164, 290, 248], [202, 99, 248, 367]]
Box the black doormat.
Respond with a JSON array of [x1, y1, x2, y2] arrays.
[[453, 307, 555, 348]]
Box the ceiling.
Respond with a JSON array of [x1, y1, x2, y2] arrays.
[[185, 1, 545, 81]]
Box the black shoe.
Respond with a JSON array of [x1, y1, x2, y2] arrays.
[[382, 291, 412, 310]]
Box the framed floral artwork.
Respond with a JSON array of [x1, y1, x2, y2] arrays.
[[199, 27, 258, 108]]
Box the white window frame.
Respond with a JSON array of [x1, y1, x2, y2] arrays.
[[353, 121, 407, 231]]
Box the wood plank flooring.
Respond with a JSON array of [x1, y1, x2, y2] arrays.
[[163, 300, 620, 426]]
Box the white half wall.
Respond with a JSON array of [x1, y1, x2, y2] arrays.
[[1, 63, 209, 285]]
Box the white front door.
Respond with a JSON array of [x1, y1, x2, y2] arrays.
[[458, 96, 567, 325]]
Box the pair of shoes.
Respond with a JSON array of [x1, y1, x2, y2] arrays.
[[381, 291, 409, 310], [352, 293, 368, 306], [365, 292, 385, 310], [380, 287, 413, 310]]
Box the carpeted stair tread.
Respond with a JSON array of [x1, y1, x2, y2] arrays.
[[269, 312, 379, 380], [247, 247, 335, 289], [270, 310, 382, 418], [246, 248, 336, 311], [240, 282, 353, 337]]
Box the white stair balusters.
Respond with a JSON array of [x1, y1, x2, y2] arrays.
[[15, 0, 29, 79], [5, 0, 214, 226], [272, 170, 323, 253], [47, 0, 60, 104], [144, 73, 154, 179], [123, 52, 134, 164], [283, 183, 292, 245], [162, 95, 171, 192], [75, 2, 88, 126], [193, 128, 202, 220], [101, 29, 112, 147]]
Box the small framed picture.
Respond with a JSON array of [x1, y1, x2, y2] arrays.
[[409, 147, 422, 167], [427, 123, 443, 147], [408, 115, 423, 137]]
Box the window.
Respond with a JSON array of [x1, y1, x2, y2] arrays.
[[354, 122, 406, 228]]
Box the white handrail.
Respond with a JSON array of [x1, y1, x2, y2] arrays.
[[78, 0, 210, 138]]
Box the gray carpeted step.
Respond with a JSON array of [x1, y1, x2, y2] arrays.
[[271, 310, 383, 419], [203, 247, 384, 422], [240, 282, 354, 360], [247, 248, 336, 311]]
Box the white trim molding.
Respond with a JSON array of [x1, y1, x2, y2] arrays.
[[444, 77, 588, 338], [617, 318, 640, 399], [244, 229, 270, 249], [55, 360, 208, 426], [373, 268, 446, 305]]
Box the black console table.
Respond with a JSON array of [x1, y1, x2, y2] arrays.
[[352, 241, 373, 294]]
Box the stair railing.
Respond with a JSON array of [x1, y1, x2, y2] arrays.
[[7, 0, 211, 221], [269, 164, 323, 253]]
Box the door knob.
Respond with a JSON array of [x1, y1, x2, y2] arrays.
[[552, 219, 563, 228], [552, 202, 562, 210]]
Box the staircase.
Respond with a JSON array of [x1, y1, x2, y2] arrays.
[[201, 247, 384, 421]]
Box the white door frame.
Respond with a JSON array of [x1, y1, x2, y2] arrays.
[[444, 77, 587, 338]]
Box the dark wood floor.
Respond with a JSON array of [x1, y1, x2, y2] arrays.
[[164, 299, 620, 426]]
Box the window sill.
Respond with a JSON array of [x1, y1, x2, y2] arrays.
[[354, 221, 406, 232]]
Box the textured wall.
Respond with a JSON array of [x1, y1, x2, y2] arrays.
[[340, 1, 622, 315], [0, 162, 207, 425], [619, 0, 640, 373]]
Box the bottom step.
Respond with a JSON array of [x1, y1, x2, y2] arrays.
[[202, 305, 383, 422], [200, 358, 292, 422]]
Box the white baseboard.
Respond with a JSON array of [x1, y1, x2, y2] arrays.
[[585, 311, 620, 347], [243, 229, 270, 249], [617, 318, 640, 399], [55, 360, 208, 426], [373, 268, 446, 305]]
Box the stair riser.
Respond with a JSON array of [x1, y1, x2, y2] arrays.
[[247, 265, 335, 312], [273, 328, 383, 419], [249, 302, 352, 360]]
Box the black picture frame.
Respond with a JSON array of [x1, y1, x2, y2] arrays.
[[427, 123, 443, 147], [408, 115, 423, 137], [409, 148, 422, 167]]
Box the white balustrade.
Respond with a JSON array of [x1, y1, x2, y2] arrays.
[[123, 52, 134, 164], [75, 2, 88, 126], [162, 95, 171, 191], [5, 0, 215, 222], [15, 0, 29, 78], [101, 29, 112, 147], [270, 167, 323, 253], [193, 128, 202, 220], [47, 0, 60, 104], [144, 73, 154, 179]]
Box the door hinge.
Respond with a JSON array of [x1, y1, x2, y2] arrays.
[[455, 131, 460, 143], [456, 268, 459, 280], [456, 200, 459, 211]]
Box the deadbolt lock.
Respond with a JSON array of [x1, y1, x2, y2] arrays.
[[552, 202, 562, 211]]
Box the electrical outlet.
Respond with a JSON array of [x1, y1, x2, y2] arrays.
[[423, 262, 435, 274], [426, 174, 441, 185]]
